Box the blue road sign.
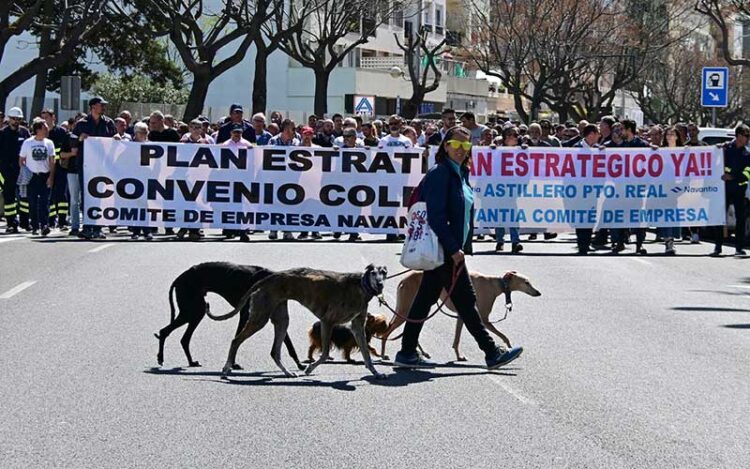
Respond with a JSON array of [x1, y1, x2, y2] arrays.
[[701, 67, 728, 108]]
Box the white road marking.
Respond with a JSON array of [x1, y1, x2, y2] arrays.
[[0, 236, 24, 244], [88, 243, 114, 253], [0, 281, 37, 299], [486, 374, 536, 406], [628, 257, 652, 266], [727, 285, 750, 289]]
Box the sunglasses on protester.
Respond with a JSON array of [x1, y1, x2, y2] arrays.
[[446, 139, 472, 150]]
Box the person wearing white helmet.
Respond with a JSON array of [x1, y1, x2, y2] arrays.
[[0, 107, 31, 233]]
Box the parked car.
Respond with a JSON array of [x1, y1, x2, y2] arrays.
[[698, 127, 734, 145]]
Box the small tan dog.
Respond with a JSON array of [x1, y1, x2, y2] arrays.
[[379, 271, 541, 361]]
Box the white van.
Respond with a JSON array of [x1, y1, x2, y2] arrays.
[[698, 127, 734, 145]]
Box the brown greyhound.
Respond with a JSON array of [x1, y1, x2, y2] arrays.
[[379, 270, 541, 361]]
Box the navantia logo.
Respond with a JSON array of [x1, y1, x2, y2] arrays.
[[672, 186, 718, 194]]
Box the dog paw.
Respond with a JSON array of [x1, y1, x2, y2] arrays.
[[231, 363, 243, 370], [304, 365, 314, 375], [381, 354, 390, 361], [456, 356, 467, 362], [421, 352, 432, 359], [374, 372, 388, 380], [188, 361, 202, 367], [284, 372, 298, 378], [297, 364, 307, 370], [156, 356, 163, 366]]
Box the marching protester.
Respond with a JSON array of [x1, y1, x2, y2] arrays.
[[72, 97, 117, 239], [216, 104, 256, 144], [460, 112, 487, 145], [394, 126, 523, 369], [251, 113, 273, 145], [494, 126, 523, 253], [379, 115, 412, 148], [129, 122, 155, 240], [657, 126, 684, 255], [573, 124, 602, 255], [19, 119, 56, 236], [361, 122, 380, 147], [711, 124, 750, 257], [41, 109, 70, 230], [0, 107, 31, 233], [113, 117, 132, 141], [427, 108, 456, 145]]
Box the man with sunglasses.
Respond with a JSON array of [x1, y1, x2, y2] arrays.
[[378, 115, 413, 149], [0, 107, 31, 233]]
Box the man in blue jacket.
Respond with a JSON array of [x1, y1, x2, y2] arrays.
[[711, 124, 750, 256]]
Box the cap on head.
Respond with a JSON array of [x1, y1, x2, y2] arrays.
[[301, 126, 314, 136], [230, 103, 244, 114], [231, 123, 244, 132], [88, 96, 108, 107], [7, 107, 23, 119]]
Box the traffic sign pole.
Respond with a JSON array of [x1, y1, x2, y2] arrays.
[[712, 108, 716, 127]]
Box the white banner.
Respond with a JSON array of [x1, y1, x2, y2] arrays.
[[83, 138, 425, 233], [467, 146, 726, 229], [83, 139, 726, 232]]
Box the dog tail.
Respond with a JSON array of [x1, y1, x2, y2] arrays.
[[206, 280, 260, 321], [168, 282, 177, 322]]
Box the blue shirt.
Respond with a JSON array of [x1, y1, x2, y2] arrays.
[[446, 158, 474, 246], [255, 131, 273, 146]]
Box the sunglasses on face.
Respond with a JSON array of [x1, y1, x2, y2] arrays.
[[446, 139, 472, 150]]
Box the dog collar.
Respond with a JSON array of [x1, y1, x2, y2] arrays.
[[500, 273, 513, 311], [360, 273, 379, 298]]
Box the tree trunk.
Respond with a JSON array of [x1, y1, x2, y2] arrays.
[[30, 0, 53, 118], [402, 92, 423, 119], [313, 69, 330, 117], [512, 92, 528, 124], [183, 71, 211, 121], [252, 41, 268, 115]]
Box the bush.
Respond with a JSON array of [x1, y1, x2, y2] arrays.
[[91, 74, 189, 115]]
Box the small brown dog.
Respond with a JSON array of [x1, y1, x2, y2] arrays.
[[308, 313, 389, 362]]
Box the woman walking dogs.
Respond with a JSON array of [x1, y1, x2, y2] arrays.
[[394, 126, 524, 369]]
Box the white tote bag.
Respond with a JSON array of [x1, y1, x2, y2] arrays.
[[400, 201, 444, 270]]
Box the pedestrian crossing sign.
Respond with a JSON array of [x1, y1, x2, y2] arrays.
[[354, 95, 375, 115]]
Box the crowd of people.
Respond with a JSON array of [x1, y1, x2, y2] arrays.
[[0, 98, 748, 256]]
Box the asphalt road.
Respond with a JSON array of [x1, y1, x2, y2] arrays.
[[1, 228, 748, 468]]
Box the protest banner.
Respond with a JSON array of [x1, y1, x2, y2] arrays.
[[83, 138, 425, 233], [468, 145, 726, 229]]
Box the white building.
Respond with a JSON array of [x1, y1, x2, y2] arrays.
[[1, 0, 498, 122]]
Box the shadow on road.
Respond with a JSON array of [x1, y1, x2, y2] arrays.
[[722, 324, 750, 329], [671, 306, 750, 313], [144, 363, 517, 391]]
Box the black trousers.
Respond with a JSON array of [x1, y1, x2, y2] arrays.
[[48, 167, 68, 226], [716, 191, 747, 251], [575, 229, 592, 252], [401, 257, 497, 356]]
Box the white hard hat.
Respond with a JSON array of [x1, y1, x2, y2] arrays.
[[7, 107, 23, 119]]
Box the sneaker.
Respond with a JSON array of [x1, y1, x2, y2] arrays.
[[486, 346, 524, 370], [333, 232, 342, 240], [348, 234, 360, 242], [59, 225, 69, 232], [577, 248, 589, 255], [611, 243, 625, 254], [393, 351, 437, 368], [31, 229, 39, 236], [636, 245, 647, 255], [709, 249, 721, 257], [544, 232, 557, 240], [239, 233, 250, 242], [495, 242, 504, 252], [283, 232, 294, 240], [6, 226, 19, 234], [69, 229, 80, 237], [311, 232, 323, 239], [735, 249, 747, 256], [188, 231, 201, 241], [164, 228, 175, 235], [176, 228, 187, 240], [691, 233, 700, 244], [512, 242, 523, 254], [476, 234, 485, 241], [131, 233, 139, 240], [95, 231, 107, 239], [41, 226, 51, 237], [268, 231, 278, 240], [297, 232, 308, 239], [144, 232, 154, 241], [528, 234, 537, 240]]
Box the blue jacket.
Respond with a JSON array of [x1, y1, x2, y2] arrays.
[[422, 159, 474, 256]]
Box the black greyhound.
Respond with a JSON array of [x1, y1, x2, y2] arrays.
[[155, 262, 304, 370]]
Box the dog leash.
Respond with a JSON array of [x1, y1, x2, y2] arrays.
[[385, 268, 412, 280], [377, 263, 464, 325]]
